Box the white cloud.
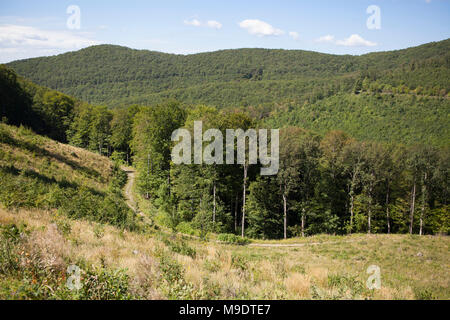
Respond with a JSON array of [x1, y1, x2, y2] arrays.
[[315, 34, 335, 43], [315, 34, 376, 47], [0, 24, 98, 49], [335, 34, 377, 47], [239, 19, 284, 37], [184, 19, 201, 27], [289, 31, 300, 40], [0, 24, 99, 63], [184, 19, 222, 29], [206, 20, 222, 29]]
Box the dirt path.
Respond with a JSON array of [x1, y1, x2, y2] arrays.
[[249, 240, 357, 248], [120, 166, 199, 239], [121, 166, 141, 215]]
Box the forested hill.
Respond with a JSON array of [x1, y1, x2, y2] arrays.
[[6, 39, 450, 108]]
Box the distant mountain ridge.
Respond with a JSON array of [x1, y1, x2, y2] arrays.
[[6, 39, 450, 107]]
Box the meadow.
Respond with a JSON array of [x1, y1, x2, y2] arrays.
[[1, 206, 448, 300]]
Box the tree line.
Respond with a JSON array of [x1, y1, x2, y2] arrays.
[[1, 65, 448, 238], [123, 103, 448, 238]]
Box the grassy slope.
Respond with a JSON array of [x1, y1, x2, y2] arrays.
[[0, 124, 448, 300], [0, 123, 112, 191], [0, 124, 140, 299]]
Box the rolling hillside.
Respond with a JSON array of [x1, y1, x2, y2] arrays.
[[5, 39, 450, 147], [0, 65, 449, 299], [7, 39, 450, 108], [1, 1, 449, 302]]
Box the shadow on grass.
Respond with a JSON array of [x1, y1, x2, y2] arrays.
[[0, 164, 105, 197], [0, 130, 104, 181]]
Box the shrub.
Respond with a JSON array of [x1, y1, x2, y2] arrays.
[[203, 259, 221, 273], [109, 165, 128, 191], [327, 273, 368, 299], [414, 288, 435, 300], [81, 267, 133, 300], [0, 224, 24, 275], [110, 151, 127, 166], [58, 187, 137, 231], [93, 224, 105, 239], [99, 192, 137, 230], [158, 253, 184, 283], [163, 238, 196, 258], [54, 218, 71, 237], [231, 254, 249, 272], [176, 221, 198, 236], [217, 233, 250, 245]]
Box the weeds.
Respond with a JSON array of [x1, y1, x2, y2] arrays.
[[0, 223, 138, 300]]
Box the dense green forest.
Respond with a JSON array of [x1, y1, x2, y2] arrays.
[[0, 65, 76, 143], [7, 39, 449, 108], [1, 39, 449, 239], [128, 104, 449, 238], [6, 39, 450, 146], [264, 93, 450, 147]]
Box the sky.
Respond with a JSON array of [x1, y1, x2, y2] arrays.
[[0, 0, 449, 63]]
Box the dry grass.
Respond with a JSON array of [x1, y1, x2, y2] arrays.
[[21, 223, 68, 274], [285, 273, 311, 298], [1, 207, 449, 300]]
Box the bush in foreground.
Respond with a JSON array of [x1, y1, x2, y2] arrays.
[[217, 233, 250, 245]]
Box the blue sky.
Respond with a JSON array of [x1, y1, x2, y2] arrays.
[[0, 0, 449, 63]]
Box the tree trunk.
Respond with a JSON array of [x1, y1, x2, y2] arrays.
[[345, 185, 349, 224], [348, 165, 360, 234], [368, 185, 373, 234], [241, 163, 248, 238], [409, 179, 416, 234], [213, 181, 216, 224], [234, 193, 238, 233], [167, 171, 171, 196], [283, 188, 287, 240], [386, 182, 391, 234], [419, 173, 427, 236], [349, 194, 354, 234], [301, 207, 305, 237]]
